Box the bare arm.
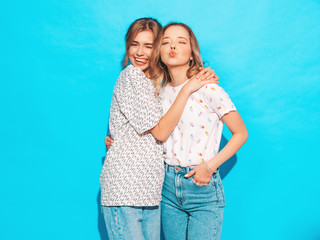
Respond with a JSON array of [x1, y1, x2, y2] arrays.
[[185, 111, 248, 184], [150, 76, 216, 142]]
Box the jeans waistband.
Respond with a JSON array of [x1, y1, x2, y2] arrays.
[[164, 163, 194, 174], [164, 163, 219, 175]]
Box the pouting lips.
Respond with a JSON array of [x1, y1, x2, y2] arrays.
[[169, 51, 176, 57]]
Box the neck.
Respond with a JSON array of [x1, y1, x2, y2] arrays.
[[167, 64, 189, 87], [143, 68, 150, 79]]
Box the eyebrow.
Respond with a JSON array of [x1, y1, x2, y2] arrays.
[[132, 40, 153, 45], [162, 36, 188, 41]]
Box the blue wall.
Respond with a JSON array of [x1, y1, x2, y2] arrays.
[[1, 0, 319, 239]]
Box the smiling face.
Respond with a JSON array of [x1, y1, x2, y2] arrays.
[[128, 30, 154, 73], [160, 25, 192, 69]]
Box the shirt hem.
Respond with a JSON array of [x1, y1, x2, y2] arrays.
[[100, 201, 161, 207]]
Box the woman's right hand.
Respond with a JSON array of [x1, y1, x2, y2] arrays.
[[105, 136, 114, 149]]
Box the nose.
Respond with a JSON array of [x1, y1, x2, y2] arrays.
[[170, 42, 176, 49], [136, 46, 144, 56]]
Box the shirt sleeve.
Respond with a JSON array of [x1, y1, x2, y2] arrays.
[[113, 65, 162, 134], [201, 84, 236, 119]]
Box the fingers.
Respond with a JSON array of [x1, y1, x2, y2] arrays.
[[202, 70, 218, 81], [105, 136, 114, 149], [196, 67, 209, 79], [185, 169, 195, 178], [200, 79, 218, 87], [197, 67, 219, 81], [192, 177, 209, 185]]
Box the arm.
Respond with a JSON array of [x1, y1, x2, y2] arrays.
[[150, 84, 194, 141], [108, 66, 219, 143], [150, 74, 218, 142], [185, 111, 248, 184]]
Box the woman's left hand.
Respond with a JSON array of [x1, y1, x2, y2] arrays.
[[196, 67, 219, 84], [184, 163, 217, 185]]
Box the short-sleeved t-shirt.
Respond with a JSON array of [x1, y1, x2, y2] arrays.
[[160, 82, 236, 167], [100, 65, 164, 206]]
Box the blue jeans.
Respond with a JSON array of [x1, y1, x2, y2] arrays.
[[161, 164, 225, 240], [101, 206, 160, 240]]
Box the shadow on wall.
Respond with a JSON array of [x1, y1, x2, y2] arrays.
[[219, 134, 237, 180], [97, 134, 236, 239]]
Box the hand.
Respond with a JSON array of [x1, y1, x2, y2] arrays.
[[184, 163, 216, 185], [183, 74, 217, 94], [104, 136, 114, 149], [196, 67, 219, 84]]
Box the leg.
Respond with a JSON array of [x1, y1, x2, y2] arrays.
[[141, 206, 161, 240], [101, 206, 144, 240], [161, 167, 189, 240], [161, 198, 189, 240], [184, 171, 225, 240], [187, 203, 224, 240]]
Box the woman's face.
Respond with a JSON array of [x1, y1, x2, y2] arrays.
[[160, 26, 192, 69], [128, 30, 154, 72]]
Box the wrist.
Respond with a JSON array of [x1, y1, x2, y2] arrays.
[[203, 162, 216, 174], [205, 160, 219, 172], [181, 84, 192, 95]]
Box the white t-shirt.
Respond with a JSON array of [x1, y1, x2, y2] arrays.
[[160, 81, 236, 167]]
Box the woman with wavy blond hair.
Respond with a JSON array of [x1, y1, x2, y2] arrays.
[[150, 22, 248, 239]]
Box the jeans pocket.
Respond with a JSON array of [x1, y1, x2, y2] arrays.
[[190, 175, 215, 186], [214, 173, 225, 207]]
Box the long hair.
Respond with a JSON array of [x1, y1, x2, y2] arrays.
[[122, 18, 162, 68], [149, 22, 203, 95]]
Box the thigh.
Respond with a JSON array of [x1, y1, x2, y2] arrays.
[[101, 206, 144, 240], [161, 196, 188, 240], [187, 203, 224, 240], [141, 206, 161, 240]]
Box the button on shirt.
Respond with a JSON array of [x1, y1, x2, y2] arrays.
[[160, 82, 236, 167], [100, 65, 164, 206]]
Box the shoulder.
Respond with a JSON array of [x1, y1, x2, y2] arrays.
[[119, 65, 146, 82], [198, 84, 226, 96]]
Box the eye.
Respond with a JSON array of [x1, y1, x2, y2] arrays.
[[146, 46, 153, 49], [131, 43, 138, 46], [179, 41, 186, 44], [162, 42, 169, 45]]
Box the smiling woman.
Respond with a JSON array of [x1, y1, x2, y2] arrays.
[[128, 30, 154, 72]]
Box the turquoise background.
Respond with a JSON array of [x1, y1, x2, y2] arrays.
[[1, 0, 320, 239]]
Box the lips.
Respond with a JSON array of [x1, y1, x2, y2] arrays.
[[169, 51, 176, 57], [134, 57, 148, 65]]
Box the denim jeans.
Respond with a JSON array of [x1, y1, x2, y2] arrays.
[[161, 164, 225, 240], [101, 206, 160, 240]]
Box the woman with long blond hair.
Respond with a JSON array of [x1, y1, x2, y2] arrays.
[[149, 22, 248, 239], [100, 18, 218, 240]]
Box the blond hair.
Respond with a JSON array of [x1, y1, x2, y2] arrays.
[[150, 22, 203, 95], [122, 18, 162, 68]]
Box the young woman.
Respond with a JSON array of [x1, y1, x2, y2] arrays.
[[149, 23, 248, 240], [100, 18, 218, 240]]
